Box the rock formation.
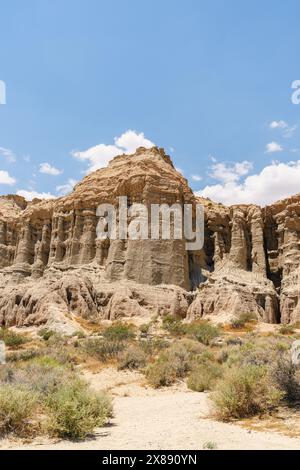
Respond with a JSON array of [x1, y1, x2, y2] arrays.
[[0, 147, 300, 331]]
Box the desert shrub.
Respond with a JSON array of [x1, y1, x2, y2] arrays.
[[118, 345, 147, 370], [0, 328, 28, 348], [38, 329, 56, 341], [103, 322, 135, 341], [83, 337, 125, 361], [187, 363, 222, 392], [0, 384, 38, 437], [7, 348, 41, 363], [212, 364, 283, 420], [72, 330, 86, 339], [279, 325, 295, 336], [230, 312, 257, 329], [139, 323, 151, 336], [184, 322, 220, 346], [272, 356, 300, 403], [145, 343, 193, 388], [203, 441, 218, 450], [45, 379, 112, 439], [162, 315, 184, 336], [139, 338, 169, 356], [145, 360, 177, 388], [0, 360, 73, 396]]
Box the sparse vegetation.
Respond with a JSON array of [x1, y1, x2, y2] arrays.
[[187, 363, 222, 392], [38, 329, 56, 341], [203, 441, 218, 450], [0, 328, 28, 348], [45, 379, 112, 439], [230, 312, 256, 330], [184, 321, 221, 345], [118, 345, 147, 370], [145, 342, 193, 388], [212, 364, 283, 421], [103, 322, 135, 341], [82, 337, 125, 362], [0, 384, 38, 437], [279, 325, 295, 336]]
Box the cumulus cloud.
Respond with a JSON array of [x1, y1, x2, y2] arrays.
[[0, 170, 16, 185], [269, 120, 288, 129], [191, 174, 203, 182], [16, 189, 56, 201], [39, 162, 63, 176], [209, 160, 253, 183], [265, 141, 283, 153], [71, 130, 155, 173], [197, 160, 300, 206], [56, 178, 78, 196], [0, 147, 16, 163]]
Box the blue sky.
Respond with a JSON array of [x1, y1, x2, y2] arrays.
[[1, 0, 300, 205]]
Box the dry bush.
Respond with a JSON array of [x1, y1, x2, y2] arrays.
[[118, 345, 147, 370], [187, 362, 222, 392], [145, 342, 193, 388], [0, 384, 38, 437], [103, 322, 135, 341], [45, 379, 112, 439], [212, 364, 283, 421], [82, 337, 125, 362], [272, 355, 300, 403]]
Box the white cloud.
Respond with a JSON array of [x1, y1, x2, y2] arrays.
[[209, 160, 252, 183], [269, 120, 288, 129], [191, 174, 203, 182], [175, 167, 184, 175], [0, 170, 16, 185], [56, 178, 78, 195], [269, 120, 297, 138], [197, 160, 300, 206], [39, 162, 63, 176], [0, 147, 16, 163], [265, 141, 283, 153], [71, 130, 155, 173], [114, 130, 154, 154], [16, 189, 56, 201]]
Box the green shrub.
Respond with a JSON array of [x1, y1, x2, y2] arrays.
[[38, 329, 56, 341], [145, 360, 177, 388], [203, 441, 218, 450], [145, 343, 193, 388], [45, 380, 112, 439], [0, 384, 38, 436], [162, 316, 184, 336], [279, 325, 295, 335], [83, 338, 125, 361], [212, 364, 283, 421], [103, 322, 135, 341], [184, 322, 220, 345], [118, 346, 147, 370], [187, 363, 222, 392], [0, 328, 28, 348], [230, 312, 257, 329]]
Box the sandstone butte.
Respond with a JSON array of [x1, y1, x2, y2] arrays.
[[0, 146, 299, 333]]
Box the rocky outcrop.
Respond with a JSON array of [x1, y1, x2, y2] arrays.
[[1, 146, 300, 329]]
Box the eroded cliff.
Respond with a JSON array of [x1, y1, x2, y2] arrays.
[[0, 147, 299, 331]]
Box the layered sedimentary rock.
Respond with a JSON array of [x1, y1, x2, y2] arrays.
[[0, 146, 300, 330]]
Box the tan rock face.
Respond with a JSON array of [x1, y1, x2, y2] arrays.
[[0, 147, 300, 329]]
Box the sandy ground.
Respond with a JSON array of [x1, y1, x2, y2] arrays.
[[1, 367, 300, 450]]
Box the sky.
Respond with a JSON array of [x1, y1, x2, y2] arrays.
[[1, 0, 300, 206]]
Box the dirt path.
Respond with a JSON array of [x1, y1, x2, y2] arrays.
[[1, 369, 300, 450]]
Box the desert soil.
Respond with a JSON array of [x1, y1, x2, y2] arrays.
[[1, 367, 300, 450]]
